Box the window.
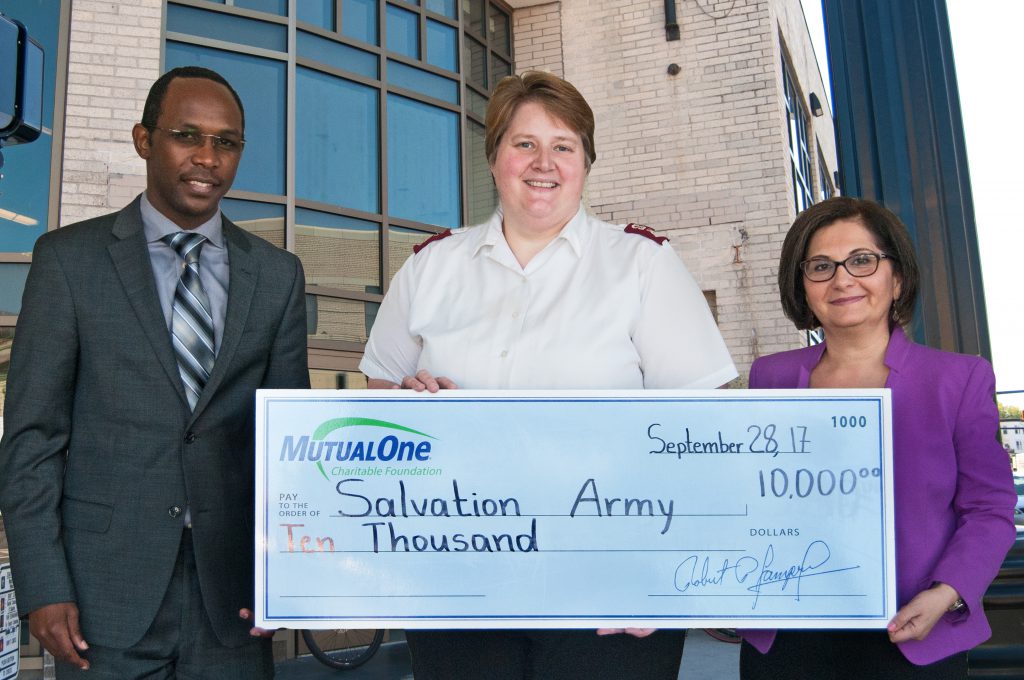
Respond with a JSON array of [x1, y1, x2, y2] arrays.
[[0, 0, 69, 319], [166, 0, 513, 368], [782, 55, 812, 216], [817, 148, 834, 202]]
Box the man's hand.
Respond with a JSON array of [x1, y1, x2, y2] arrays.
[[29, 602, 89, 670], [239, 608, 277, 638]]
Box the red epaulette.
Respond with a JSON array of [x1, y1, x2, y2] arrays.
[[413, 229, 453, 254], [624, 223, 668, 245]]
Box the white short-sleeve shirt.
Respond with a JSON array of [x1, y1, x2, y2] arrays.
[[360, 206, 737, 389]]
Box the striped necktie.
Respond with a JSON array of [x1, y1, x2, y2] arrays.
[[163, 232, 216, 410]]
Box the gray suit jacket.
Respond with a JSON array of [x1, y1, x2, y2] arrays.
[[0, 196, 310, 648]]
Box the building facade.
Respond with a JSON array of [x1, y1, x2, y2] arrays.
[[0, 0, 835, 393], [1002, 419, 1024, 473], [0, 0, 836, 669]]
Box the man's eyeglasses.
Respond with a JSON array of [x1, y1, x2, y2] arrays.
[[148, 126, 245, 153], [799, 252, 894, 282]]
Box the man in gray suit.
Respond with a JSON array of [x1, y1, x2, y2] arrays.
[[0, 66, 309, 677]]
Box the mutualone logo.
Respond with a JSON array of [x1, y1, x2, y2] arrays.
[[279, 417, 436, 480]]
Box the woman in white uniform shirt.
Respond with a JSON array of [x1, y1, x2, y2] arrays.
[[361, 71, 736, 680]]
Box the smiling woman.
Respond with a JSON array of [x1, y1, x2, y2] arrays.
[[359, 71, 737, 680], [739, 197, 1016, 680]]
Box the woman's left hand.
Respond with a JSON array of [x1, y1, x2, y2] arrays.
[[887, 583, 961, 643]]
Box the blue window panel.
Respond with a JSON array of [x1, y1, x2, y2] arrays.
[[0, 264, 30, 316], [388, 226, 430, 280], [220, 198, 286, 247], [296, 67, 379, 213], [425, 19, 456, 71], [425, 0, 456, 19], [463, 36, 486, 89], [0, 0, 61, 254], [234, 0, 287, 15], [343, 0, 378, 46], [0, 137, 49, 253], [386, 4, 419, 59], [4, 0, 60, 128], [167, 4, 286, 52], [465, 86, 487, 119], [387, 94, 460, 228], [388, 60, 457, 103], [490, 54, 511, 89], [489, 7, 511, 53], [296, 208, 381, 293], [297, 30, 378, 80], [297, 0, 334, 29], [297, 208, 378, 233], [166, 42, 286, 196], [463, 0, 484, 36]]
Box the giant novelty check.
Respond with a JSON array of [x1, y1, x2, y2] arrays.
[[255, 390, 895, 630]]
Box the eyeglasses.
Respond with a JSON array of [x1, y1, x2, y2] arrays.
[[799, 252, 894, 282], [148, 126, 245, 153]]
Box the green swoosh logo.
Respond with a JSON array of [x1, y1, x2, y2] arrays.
[[312, 417, 436, 441]]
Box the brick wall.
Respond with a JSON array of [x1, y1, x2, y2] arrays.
[[512, 2, 564, 76], [511, 0, 837, 381], [60, 0, 162, 225]]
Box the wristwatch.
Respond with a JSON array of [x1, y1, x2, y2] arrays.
[[947, 598, 966, 613]]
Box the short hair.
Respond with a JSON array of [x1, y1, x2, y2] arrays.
[[484, 71, 597, 170], [141, 66, 245, 132], [778, 196, 920, 330]]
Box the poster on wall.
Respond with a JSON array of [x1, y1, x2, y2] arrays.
[[0, 564, 19, 680]]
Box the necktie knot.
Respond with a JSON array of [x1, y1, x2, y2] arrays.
[[163, 232, 206, 265]]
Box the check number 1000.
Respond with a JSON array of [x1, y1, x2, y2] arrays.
[[758, 467, 881, 499]]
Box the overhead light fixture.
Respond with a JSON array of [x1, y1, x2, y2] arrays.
[[809, 92, 824, 117], [0, 207, 38, 226]]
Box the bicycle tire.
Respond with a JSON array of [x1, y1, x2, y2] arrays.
[[301, 629, 385, 670], [703, 628, 742, 644]]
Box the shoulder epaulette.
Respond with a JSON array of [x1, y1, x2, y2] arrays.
[[624, 223, 668, 245], [413, 229, 453, 254]]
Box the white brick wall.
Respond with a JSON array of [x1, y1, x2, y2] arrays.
[[512, 0, 837, 382], [512, 2, 564, 76], [60, 0, 163, 225]]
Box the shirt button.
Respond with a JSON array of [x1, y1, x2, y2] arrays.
[[500, 350, 508, 358], [511, 312, 519, 319], [168, 506, 182, 518], [184, 432, 197, 444]]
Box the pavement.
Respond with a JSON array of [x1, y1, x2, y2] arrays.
[[276, 629, 741, 679]]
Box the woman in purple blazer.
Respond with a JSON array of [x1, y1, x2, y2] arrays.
[[740, 197, 1016, 679]]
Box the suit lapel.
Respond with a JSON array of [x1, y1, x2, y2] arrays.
[[191, 219, 257, 418], [108, 199, 191, 408]]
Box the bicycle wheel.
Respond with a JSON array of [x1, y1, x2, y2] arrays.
[[703, 628, 742, 644], [301, 629, 385, 670]]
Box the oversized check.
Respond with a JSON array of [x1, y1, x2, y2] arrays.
[[255, 389, 895, 630]]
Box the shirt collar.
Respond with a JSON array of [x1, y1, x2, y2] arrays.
[[140, 192, 225, 248], [472, 203, 587, 260]]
